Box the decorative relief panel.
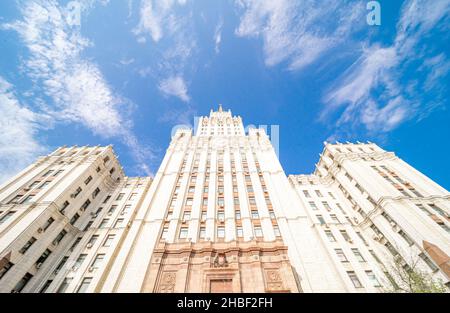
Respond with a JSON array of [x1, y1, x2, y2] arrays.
[[158, 272, 176, 293], [265, 269, 285, 292]]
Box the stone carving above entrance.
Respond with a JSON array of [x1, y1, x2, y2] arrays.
[[212, 252, 228, 268]]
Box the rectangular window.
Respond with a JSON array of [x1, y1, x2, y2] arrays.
[[217, 226, 225, 238], [84, 176, 92, 185], [251, 210, 259, 219], [340, 230, 351, 242], [316, 215, 325, 225], [322, 202, 331, 210], [70, 214, 80, 225], [419, 253, 438, 271], [0, 211, 16, 224], [254, 226, 263, 237], [81, 199, 91, 210], [108, 205, 117, 214], [116, 193, 125, 201], [54, 230, 67, 244], [29, 181, 40, 188], [273, 226, 281, 237], [309, 202, 318, 210], [315, 190, 323, 197], [201, 211, 207, 221], [235, 211, 241, 220], [347, 271, 363, 288], [99, 219, 109, 228], [269, 211, 276, 219], [366, 271, 381, 287], [217, 197, 224, 206], [74, 254, 87, 269], [352, 248, 365, 262], [199, 227, 206, 239], [330, 214, 340, 223], [43, 217, 55, 230], [36, 249, 52, 265], [57, 278, 73, 293], [179, 227, 188, 239], [398, 230, 414, 246], [22, 195, 35, 204], [13, 273, 33, 293], [73, 187, 82, 198], [325, 230, 336, 242], [103, 234, 115, 247], [236, 227, 243, 238], [40, 181, 51, 189], [76, 278, 92, 293], [183, 211, 191, 221], [129, 193, 137, 201], [60, 201, 70, 213], [19, 237, 37, 254], [217, 211, 225, 222], [114, 218, 124, 228], [43, 170, 54, 177], [335, 249, 348, 262], [186, 198, 193, 206], [88, 235, 99, 246], [303, 190, 311, 198], [91, 254, 105, 269]]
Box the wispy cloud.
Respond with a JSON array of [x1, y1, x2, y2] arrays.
[[2, 0, 154, 175], [0, 77, 48, 183], [133, 0, 187, 42], [214, 18, 223, 54], [158, 75, 190, 102], [323, 0, 450, 135], [235, 0, 364, 70]]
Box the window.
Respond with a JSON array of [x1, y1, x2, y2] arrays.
[[103, 195, 111, 203], [269, 211, 276, 219], [251, 210, 259, 219], [309, 201, 318, 210], [40, 181, 51, 189], [161, 227, 169, 240], [322, 202, 331, 211], [217, 211, 225, 222], [366, 271, 381, 287], [325, 230, 336, 242], [398, 230, 414, 246], [108, 205, 117, 214], [22, 195, 34, 204], [129, 193, 137, 201], [254, 226, 263, 237], [236, 227, 243, 238], [103, 235, 115, 247], [273, 226, 281, 237], [249, 197, 256, 205], [186, 198, 193, 206], [70, 214, 80, 225], [88, 235, 99, 246], [57, 278, 73, 293], [43, 217, 55, 230], [74, 254, 87, 269], [178, 225, 190, 239], [356, 232, 368, 245], [60, 201, 70, 213], [39, 280, 53, 293], [81, 199, 91, 210], [84, 176, 92, 185], [347, 271, 363, 288], [91, 254, 105, 269], [217, 197, 224, 206], [316, 215, 325, 225], [116, 193, 125, 201], [315, 190, 323, 197], [235, 211, 241, 220], [99, 219, 109, 228], [217, 226, 225, 238], [70, 237, 82, 251], [201, 211, 207, 221], [92, 188, 100, 198], [0, 261, 14, 280], [54, 170, 64, 176], [76, 278, 92, 293], [43, 170, 54, 177], [29, 181, 40, 188], [114, 218, 124, 228], [328, 192, 336, 199], [419, 253, 438, 271], [12, 273, 33, 293], [199, 227, 206, 239], [330, 214, 340, 223], [54, 230, 67, 245], [202, 198, 208, 206], [183, 211, 191, 221], [352, 249, 365, 262], [0, 211, 15, 224], [36, 249, 52, 265], [234, 197, 239, 205], [335, 249, 348, 262], [73, 187, 82, 198], [340, 230, 351, 242], [84, 221, 93, 231]]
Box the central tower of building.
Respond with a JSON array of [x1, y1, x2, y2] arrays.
[[105, 106, 301, 292]]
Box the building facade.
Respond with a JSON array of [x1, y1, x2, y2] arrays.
[[0, 107, 449, 293]]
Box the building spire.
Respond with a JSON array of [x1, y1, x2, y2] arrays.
[[218, 104, 223, 112]]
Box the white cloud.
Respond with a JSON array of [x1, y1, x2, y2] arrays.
[[323, 0, 450, 134], [235, 0, 364, 70], [120, 58, 135, 65], [158, 75, 190, 102], [2, 0, 153, 175], [0, 77, 48, 183], [214, 18, 223, 54], [133, 0, 187, 42]]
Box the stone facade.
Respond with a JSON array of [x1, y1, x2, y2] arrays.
[[0, 106, 449, 293]]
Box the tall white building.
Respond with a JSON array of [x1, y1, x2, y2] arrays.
[[0, 107, 448, 293]]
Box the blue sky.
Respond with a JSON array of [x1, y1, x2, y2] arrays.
[[0, 0, 449, 189]]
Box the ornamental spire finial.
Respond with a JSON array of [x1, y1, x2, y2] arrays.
[[218, 104, 223, 112]]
